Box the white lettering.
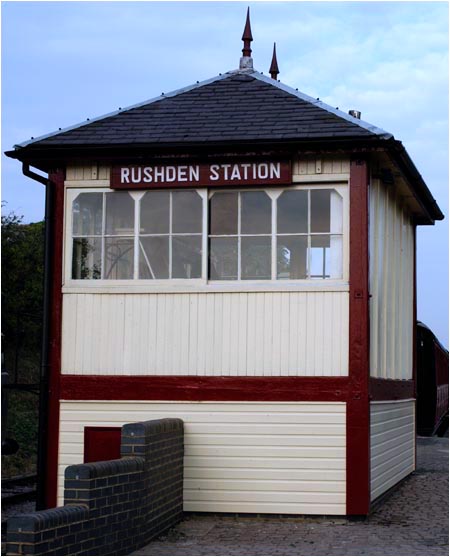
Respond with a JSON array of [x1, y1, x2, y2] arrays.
[[258, 163, 269, 179], [190, 166, 200, 181], [210, 165, 220, 181], [241, 163, 251, 180], [154, 167, 164, 182], [166, 166, 176, 182], [222, 164, 231, 180], [178, 166, 187, 182], [270, 162, 281, 179], [131, 167, 141, 183], [230, 165, 241, 180], [143, 167, 153, 183], [121, 168, 130, 183]]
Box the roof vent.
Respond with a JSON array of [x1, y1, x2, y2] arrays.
[[349, 110, 361, 119], [239, 7, 253, 70]]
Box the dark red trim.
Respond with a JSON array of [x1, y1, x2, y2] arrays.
[[412, 225, 417, 469], [46, 169, 65, 509], [61, 375, 351, 402], [347, 159, 370, 515], [369, 378, 415, 401]]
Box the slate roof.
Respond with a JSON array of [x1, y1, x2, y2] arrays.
[[14, 70, 392, 149]]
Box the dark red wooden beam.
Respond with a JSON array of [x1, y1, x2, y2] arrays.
[[346, 158, 370, 516], [46, 169, 65, 509], [61, 375, 351, 402]]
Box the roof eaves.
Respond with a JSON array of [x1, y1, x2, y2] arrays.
[[250, 71, 393, 139], [13, 72, 234, 150]]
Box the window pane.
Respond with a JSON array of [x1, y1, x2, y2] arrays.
[[140, 191, 170, 234], [139, 237, 169, 279], [277, 236, 307, 279], [72, 238, 101, 279], [105, 192, 134, 235], [277, 191, 308, 233], [311, 190, 331, 233], [72, 193, 102, 236], [310, 235, 342, 279], [104, 238, 134, 279], [209, 237, 238, 280], [330, 190, 343, 234], [172, 236, 202, 278], [172, 191, 202, 233], [209, 193, 238, 235], [241, 236, 271, 280], [241, 191, 271, 234]]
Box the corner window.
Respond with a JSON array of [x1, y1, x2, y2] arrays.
[[69, 187, 344, 282]]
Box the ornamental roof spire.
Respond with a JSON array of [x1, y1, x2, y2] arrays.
[[239, 7, 253, 70], [269, 42, 279, 80]]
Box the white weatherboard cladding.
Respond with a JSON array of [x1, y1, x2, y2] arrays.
[[370, 400, 415, 501], [58, 401, 347, 514], [369, 179, 414, 379], [61, 291, 349, 376]]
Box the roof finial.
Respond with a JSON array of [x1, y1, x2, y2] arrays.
[[269, 42, 279, 80], [239, 7, 253, 70]]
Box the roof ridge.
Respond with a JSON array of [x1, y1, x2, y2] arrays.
[[14, 67, 392, 150], [249, 71, 393, 139]]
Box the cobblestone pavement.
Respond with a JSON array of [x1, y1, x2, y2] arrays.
[[133, 437, 448, 556]]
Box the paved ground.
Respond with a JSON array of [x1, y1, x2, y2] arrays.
[[133, 437, 448, 556]]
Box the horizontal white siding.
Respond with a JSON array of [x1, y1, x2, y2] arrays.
[[369, 179, 414, 379], [58, 401, 346, 514], [61, 291, 349, 376], [370, 400, 415, 501]]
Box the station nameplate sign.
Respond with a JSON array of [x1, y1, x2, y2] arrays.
[[111, 161, 291, 189]]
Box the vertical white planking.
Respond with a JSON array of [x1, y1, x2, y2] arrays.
[[288, 293, 299, 376], [221, 294, 231, 376], [61, 290, 350, 377], [213, 295, 223, 376], [246, 293, 256, 376], [155, 295, 165, 373], [196, 294, 207, 376], [314, 293, 324, 376], [305, 293, 315, 375], [280, 293, 290, 374], [229, 294, 240, 374], [271, 293, 281, 376], [188, 294, 198, 375], [297, 292, 307, 376], [322, 293, 332, 375], [263, 292, 273, 375], [254, 293, 265, 375], [238, 293, 248, 374]]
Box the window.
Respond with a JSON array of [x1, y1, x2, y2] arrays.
[[209, 191, 272, 280], [69, 187, 345, 282], [71, 190, 203, 280]]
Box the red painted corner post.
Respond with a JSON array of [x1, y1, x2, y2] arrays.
[[45, 169, 65, 509], [347, 158, 370, 515]]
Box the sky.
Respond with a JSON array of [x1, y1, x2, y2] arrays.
[[2, 1, 449, 346]]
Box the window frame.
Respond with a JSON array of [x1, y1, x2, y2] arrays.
[[64, 183, 349, 291]]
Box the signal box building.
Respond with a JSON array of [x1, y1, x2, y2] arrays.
[[6, 16, 444, 516]]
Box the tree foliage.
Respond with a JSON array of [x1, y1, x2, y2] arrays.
[[1, 207, 44, 382]]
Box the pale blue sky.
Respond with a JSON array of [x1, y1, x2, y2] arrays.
[[2, 1, 448, 346]]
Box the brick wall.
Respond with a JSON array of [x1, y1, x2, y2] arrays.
[[7, 418, 184, 556]]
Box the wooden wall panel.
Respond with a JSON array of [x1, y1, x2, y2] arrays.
[[61, 291, 349, 377], [66, 164, 110, 182], [370, 400, 415, 501], [58, 401, 346, 514], [369, 180, 414, 379]]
